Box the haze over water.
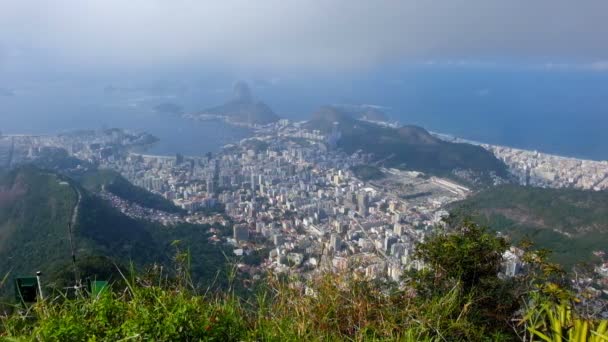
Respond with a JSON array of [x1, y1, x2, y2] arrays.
[[2, 66, 607, 160], [1, 80, 252, 156], [3, 1, 608, 160]]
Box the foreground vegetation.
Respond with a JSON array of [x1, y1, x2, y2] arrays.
[[1, 221, 606, 341]]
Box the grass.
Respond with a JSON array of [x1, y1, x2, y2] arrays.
[[521, 297, 608, 342], [0, 270, 494, 341], [1, 224, 606, 341], [4, 269, 602, 341]]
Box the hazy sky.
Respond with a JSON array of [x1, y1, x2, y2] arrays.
[[2, 0, 608, 73]]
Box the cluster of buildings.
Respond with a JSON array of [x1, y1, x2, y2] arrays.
[[0, 137, 13, 168], [2, 129, 156, 167], [98, 190, 183, 226], [485, 145, 608, 191], [87, 126, 460, 281], [432, 132, 608, 191], [2, 122, 554, 283]]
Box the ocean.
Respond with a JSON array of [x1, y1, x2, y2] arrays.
[[2, 67, 607, 160], [0, 83, 251, 156]]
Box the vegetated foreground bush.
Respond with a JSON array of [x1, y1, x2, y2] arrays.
[[0, 276, 506, 341], [1, 222, 607, 341]]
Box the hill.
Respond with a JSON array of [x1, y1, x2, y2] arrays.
[[77, 169, 184, 214], [24, 149, 183, 214], [332, 104, 389, 122], [0, 167, 230, 296], [307, 106, 508, 185], [0, 167, 164, 282], [199, 81, 279, 125], [0, 167, 82, 282], [452, 185, 608, 268]]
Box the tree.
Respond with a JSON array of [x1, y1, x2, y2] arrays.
[[415, 218, 507, 292], [413, 218, 518, 335]]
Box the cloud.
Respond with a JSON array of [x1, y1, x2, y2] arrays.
[[1, 0, 608, 70]]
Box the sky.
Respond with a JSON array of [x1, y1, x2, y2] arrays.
[[2, 1, 608, 160], [2, 0, 608, 73]]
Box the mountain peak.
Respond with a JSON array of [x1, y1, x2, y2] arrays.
[[231, 81, 254, 103], [199, 81, 279, 125]]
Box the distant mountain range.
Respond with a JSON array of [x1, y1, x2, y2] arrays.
[[197, 82, 280, 125], [306, 106, 509, 185]]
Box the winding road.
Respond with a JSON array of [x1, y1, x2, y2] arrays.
[[67, 184, 82, 282]]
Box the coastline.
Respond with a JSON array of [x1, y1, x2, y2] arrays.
[[430, 131, 608, 163], [4, 124, 605, 164], [181, 113, 261, 129]]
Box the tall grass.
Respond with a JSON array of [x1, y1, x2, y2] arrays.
[[521, 296, 608, 342], [1, 245, 606, 341], [1, 268, 607, 341], [0, 271, 499, 341]]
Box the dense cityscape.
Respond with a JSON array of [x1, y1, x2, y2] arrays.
[[2, 117, 608, 336], [3, 1, 608, 339], [0, 124, 470, 280], [434, 133, 608, 191], [6, 118, 607, 284]]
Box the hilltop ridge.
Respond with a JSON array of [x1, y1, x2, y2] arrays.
[[0, 166, 229, 295], [332, 104, 390, 122], [306, 106, 509, 185]]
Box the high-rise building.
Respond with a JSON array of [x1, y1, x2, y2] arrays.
[[394, 223, 404, 236], [329, 233, 342, 253], [206, 177, 214, 194], [390, 243, 407, 258], [384, 235, 398, 253], [357, 192, 369, 217], [233, 225, 249, 243], [175, 153, 184, 165], [213, 159, 220, 178], [273, 234, 285, 246]]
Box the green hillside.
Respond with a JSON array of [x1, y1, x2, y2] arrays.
[[78, 169, 183, 213], [24, 146, 182, 214], [0, 167, 229, 297], [307, 106, 508, 185], [453, 185, 608, 268], [0, 167, 79, 282]]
